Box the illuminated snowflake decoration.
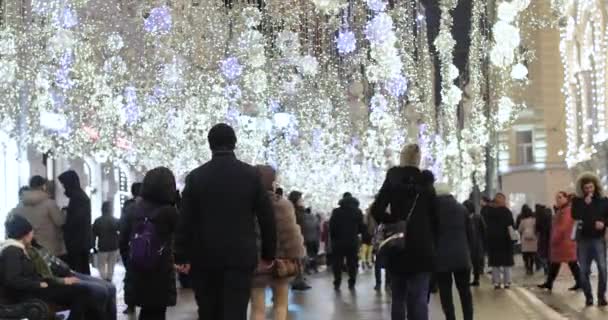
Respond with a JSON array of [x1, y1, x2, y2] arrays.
[[241, 7, 262, 28], [298, 55, 319, 76], [220, 57, 243, 81], [60, 8, 78, 29], [336, 30, 356, 55], [107, 33, 124, 53], [224, 84, 242, 101], [365, 13, 394, 44], [144, 6, 172, 34], [370, 93, 388, 111], [385, 75, 408, 98], [511, 63, 528, 80], [0, 30, 17, 56], [366, 0, 387, 12], [123, 86, 139, 124]]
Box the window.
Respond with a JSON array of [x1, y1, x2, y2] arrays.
[[516, 130, 534, 165]]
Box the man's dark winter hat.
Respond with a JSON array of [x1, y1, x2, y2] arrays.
[[208, 123, 237, 151], [5, 214, 33, 240], [29, 175, 47, 189]]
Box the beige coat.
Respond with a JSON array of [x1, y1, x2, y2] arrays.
[[518, 217, 538, 253], [9, 190, 67, 256], [253, 193, 305, 288]]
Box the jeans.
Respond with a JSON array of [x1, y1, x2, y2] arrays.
[[491, 267, 512, 286], [332, 247, 359, 287], [577, 238, 607, 301], [437, 270, 473, 320], [375, 258, 391, 288], [545, 261, 580, 288], [192, 268, 253, 320], [74, 272, 117, 320], [250, 279, 289, 320], [390, 272, 431, 320], [95, 251, 119, 281]]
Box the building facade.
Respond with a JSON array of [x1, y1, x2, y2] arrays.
[[498, 1, 573, 211]]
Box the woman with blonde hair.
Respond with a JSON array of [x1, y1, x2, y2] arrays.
[[250, 165, 306, 320]]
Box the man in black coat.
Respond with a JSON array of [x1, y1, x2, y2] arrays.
[[58, 170, 92, 275], [572, 172, 608, 306], [329, 193, 365, 291], [175, 123, 276, 320]]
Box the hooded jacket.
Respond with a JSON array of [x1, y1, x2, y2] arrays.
[[58, 171, 92, 253], [8, 190, 66, 256], [572, 172, 608, 239], [434, 187, 472, 272], [330, 196, 365, 250]]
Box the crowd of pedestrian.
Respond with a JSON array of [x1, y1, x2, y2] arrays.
[[2, 123, 608, 320]]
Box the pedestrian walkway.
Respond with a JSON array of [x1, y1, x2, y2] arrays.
[[105, 265, 556, 319], [509, 257, 608, 320]]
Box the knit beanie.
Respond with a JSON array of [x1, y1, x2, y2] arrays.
[[208, 123, 237, 151], [5, 215, 33, 240]]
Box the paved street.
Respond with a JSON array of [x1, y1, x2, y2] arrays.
[[510, 259, 608, 320], [106, 265, 556, 320]]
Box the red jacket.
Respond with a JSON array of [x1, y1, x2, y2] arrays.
[[550, 205, 577, 263]]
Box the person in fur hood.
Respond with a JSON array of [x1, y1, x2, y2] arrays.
[[371, 143, 438, 320], [250, 165, 305, 320], [571, 172, 608, 306]]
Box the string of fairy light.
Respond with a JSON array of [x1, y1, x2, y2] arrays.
[[0, 0, 552, 209], [555, 0, 607, 167]]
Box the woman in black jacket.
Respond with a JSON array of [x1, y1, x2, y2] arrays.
[[119, 167, 179, 320], [1, 215, 88, 320], [485, 193, 515, 289], [371, 144, 438, 320]]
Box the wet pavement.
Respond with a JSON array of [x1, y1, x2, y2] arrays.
[[105, 264, 555, 320], [510, 258, 608, 320]]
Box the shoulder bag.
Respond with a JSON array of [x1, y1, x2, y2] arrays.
[[377, 194, 420, 258]]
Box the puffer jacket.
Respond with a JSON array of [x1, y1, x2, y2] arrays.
[[253, 193, 305, 288], [8, 191, 66, 256]]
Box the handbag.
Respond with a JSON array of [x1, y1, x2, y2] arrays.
[[508, 226, 520, 242], [272, 259, 301, 278], [377, 194, 420, 257]]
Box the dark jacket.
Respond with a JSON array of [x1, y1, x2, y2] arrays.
[[175, 151, 276, 269], [119, 198, 137, 263], [371, 166, 438, 274], [466, 202, 486, 266], [485, 206, 515, 267], [120, 201, 178, 307], [92, 215, 120, 252], [58, 171, 92, 254], [572, 197, 608, 239], [572, 172, 608, 239], [0, 242, 45, 302], [329, 197, 364, 250], [535, 207, 552, 258], [301, 213, 321, 244], [435, 194, 471, 272]]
